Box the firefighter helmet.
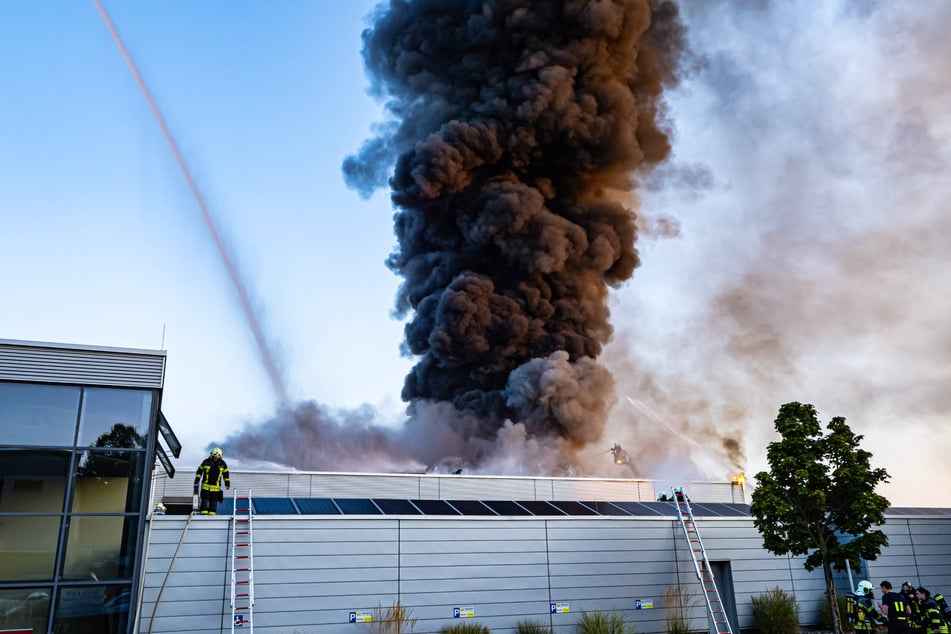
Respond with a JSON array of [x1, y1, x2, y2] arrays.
[[210, 447, 223, 458], [857, 580, 874, 596]]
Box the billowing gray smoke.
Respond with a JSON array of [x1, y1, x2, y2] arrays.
[[342, 0, 685, 467]]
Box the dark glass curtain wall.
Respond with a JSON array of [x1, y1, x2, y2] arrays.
[[0, 382, 155, 634]]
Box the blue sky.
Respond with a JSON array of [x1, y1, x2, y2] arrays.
[[1, 1, 411, 453], [2, 2, 950, 506]]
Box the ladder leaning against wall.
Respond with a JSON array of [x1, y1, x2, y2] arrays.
[[673, 488, 733, 634], [231, 489, 254, 632]]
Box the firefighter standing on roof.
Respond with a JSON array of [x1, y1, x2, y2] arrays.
[[194, 448, 230, 515]]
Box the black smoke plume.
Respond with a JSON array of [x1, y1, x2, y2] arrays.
[[342, 0, 685, 470], [218, 1, 686, 475]]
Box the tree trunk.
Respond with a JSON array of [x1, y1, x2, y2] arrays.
[[824, 560, 843, 634]]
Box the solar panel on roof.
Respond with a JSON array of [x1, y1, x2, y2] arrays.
[[483, 500, 532, 516], [252, 498, 297, 514], [516, 500, 566, 516], [550, 501, 597, 515], [412, 499, 460, 515], [694, 503, 749, 517], [334, 498, 382, 514], [581, 501, 631, 516], [373, 499, 421, 515], [294, 498, 340, 514], [610, 501, 666, 516], [448, 500, 497, 515]]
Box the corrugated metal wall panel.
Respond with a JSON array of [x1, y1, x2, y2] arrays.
[[155, 471, 743, 505], [140, 484, 947, 634], [310, 473, 421, 498], [435, 475, 537, 499], [0, 342, 165, 388], [551, 479, 652, 501]]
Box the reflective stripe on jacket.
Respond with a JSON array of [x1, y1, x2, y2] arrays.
[[194, 458, 230, 492], [923, 599, 949, 634]]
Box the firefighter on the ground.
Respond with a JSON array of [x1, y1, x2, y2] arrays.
[[849, 580, 884, 632], [933, 591, 951, 625], [916, 587, 950, 634], [905, 582, 927, 634], [194, 448, 230, 515]]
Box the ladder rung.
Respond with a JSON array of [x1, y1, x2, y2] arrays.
[[235, 555, 249, 559], [236, 519, 249, 522], [236, 496, 250, 500], [235, 567, 250, 572], [235, 580, 249, 584], [236, 507, 250, 512], [236, 543, 249, 547], [235, 605, 249, 610], [236, 593, 249, 598]]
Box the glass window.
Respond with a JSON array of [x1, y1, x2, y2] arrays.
[[77, 388, 152, 449], [71, 450, 146, 514], [53, 583, 130, 634], [0, 383, 81, 447], [62, 516, 137, 581], [0, 586, 51, 633], [0, 449, 71, 513], [0, 516, 61, 581]]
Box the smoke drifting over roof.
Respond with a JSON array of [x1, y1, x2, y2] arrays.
[[600, 1, 951, 502], [340, 0, 685, 469]]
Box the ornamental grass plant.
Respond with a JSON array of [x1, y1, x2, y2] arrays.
[[751, 587, 799, 634], [576, 611, 635, 634], [517, 619, 553, 634], [440, 622, 490, 634]]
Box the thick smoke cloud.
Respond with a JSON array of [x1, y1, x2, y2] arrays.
[[601, 1, 951, 503], [342, 0, 685, 469]]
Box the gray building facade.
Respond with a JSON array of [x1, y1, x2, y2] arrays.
[[140, 472, 951, 634]]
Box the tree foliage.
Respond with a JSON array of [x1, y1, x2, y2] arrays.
[[751, 402, 891, 634], [77, 423, 146, 477]]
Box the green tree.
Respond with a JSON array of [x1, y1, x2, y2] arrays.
[[751, 402, 890, 634], [77, 423, 146, 477]]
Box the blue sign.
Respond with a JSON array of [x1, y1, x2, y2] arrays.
[[454, 608, 461, 618], [349, 612, 357, 623], [635, 600, 642, 610], [235, 614, 246, 627], [551, 604, 556, 614]]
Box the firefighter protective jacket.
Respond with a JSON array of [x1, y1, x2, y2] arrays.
[[194, 457, 230, 493]]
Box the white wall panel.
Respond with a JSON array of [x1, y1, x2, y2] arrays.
[[139, 503, 951, 634]]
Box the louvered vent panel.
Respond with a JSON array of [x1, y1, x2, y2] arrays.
[[0, 342, 165, 388]]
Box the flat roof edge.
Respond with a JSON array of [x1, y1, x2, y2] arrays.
[[0, 338, 166, 357]]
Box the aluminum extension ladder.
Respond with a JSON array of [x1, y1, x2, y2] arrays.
[[231, 489, 254, 632], [672, 488, 733, 634]]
